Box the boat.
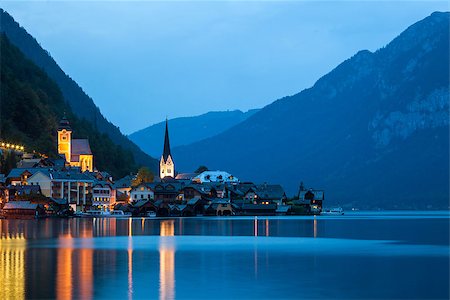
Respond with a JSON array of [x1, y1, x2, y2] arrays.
[[321, 207, 344, 215], [107, 210, 132, 218], [81, 210, 132, 218], [146, 211, 157, 217]]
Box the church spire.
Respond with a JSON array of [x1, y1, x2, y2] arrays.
[[160, 118, 175, 179], [162, 118, 171, 162]]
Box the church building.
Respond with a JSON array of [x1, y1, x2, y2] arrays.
[[160, 119, 175, 179], [57, 116, 94, 172]]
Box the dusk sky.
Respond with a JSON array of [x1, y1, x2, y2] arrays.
[[2, 1, 448, 133]]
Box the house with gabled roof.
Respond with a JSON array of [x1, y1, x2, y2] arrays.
[[244, 183, 287, 205], [130, 182, 155, 202]]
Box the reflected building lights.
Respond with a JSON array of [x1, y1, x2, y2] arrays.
[[265, 219, 269, 237], [0, 233, 26, 300], [159, 220, 175, 300], [56, 234, 73, 300], [313, 217, 317, 238], [79, 228, 93, 299], [128, 218, 134, 300], [254, 217, 258, 237]]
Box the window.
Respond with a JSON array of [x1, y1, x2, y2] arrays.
[[141, 195, 143, 199], [134, 195, 137, 199], [167, 169, 171, 173]]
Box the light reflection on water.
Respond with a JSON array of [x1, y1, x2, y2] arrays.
[[0, 233, 26, 300], [0, 212, 449, 299], [160, 220, 175, 300]]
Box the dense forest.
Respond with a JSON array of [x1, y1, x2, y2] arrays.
[[0, 34, 136, 178]]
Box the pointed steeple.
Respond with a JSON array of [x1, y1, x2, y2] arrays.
[[58, 112, 72, 131], [162, 118, 171, 162]]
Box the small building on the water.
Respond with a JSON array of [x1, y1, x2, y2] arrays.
[[1, 201, 44, 218]]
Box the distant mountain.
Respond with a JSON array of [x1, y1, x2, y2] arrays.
[[0, 34, 136, 178], [173, 12, 450, 209], [129, 109, 259, 157], [0, 9, 158, 172]]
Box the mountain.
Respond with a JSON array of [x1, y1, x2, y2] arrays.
[[173, 12, 450, 209], [0, 34, 136, 178], [0, 9, 158, 172], [129, 109, 259, 157]]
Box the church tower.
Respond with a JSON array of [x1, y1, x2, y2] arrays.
[[160, 119, 175, 179], [57, 115, 72, 163]]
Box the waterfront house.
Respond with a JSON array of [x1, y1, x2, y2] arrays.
[[244, 184, 287, 205], [92, 181, 116, 210], [153, 182, 182, 202], [227, 182, 255, 201], [275, 205, 291, 215], [204, 199, 234, 216], [113, 175, 134, 200], [241, 203, 277, 216], [130, 183, 155, 202], [299, 187, 324, 213], [186, 196, 205, 215], [1, 201, 44, 219], [27, 169, 94, 212], [177, 184, 207, 201], [132, 199, 157, 216], [8, 185, 42, 201]]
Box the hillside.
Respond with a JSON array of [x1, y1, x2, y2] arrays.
[[173, 12, 450, 209], [0, 9, 158, 172], [129, 109, 259, 157], [0, 34, 136, 178]]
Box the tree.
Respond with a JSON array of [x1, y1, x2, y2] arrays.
[[195, 165, 209, 174], [0, 151, 18, 175], [132, 167, 154, 186]]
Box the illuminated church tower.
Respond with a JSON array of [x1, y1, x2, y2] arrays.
[[57, 115, 94, 172], [160, 119, 175, 179], [57, 115, 72, 163]]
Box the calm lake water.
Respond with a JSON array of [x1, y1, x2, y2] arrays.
[[0, 211, 449, 299]]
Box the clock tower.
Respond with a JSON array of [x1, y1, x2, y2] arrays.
[[57, 115, 72, 163]]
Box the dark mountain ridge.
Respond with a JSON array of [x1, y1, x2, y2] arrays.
[[129, 109, 259, 157], [173, 12, 450, 209], [0, 34, 136, 178], [0, 9, 158, 172]]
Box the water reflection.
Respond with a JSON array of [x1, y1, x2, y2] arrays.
[[0, 215, 447, 299], [0, 231, 26, 300], [56, 233, 73, 300], [159, 220, 175, 300], [314, 217, 317, 238], [128, 218, 134, 300]]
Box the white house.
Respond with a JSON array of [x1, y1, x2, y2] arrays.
[[92, 181, 116, 210], [192, 171, 239, 184], [130, 183, 155, 202]]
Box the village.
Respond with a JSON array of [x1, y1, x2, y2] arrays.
[[0, 116, 324, 218]]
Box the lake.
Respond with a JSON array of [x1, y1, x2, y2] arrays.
[[0, 211, 449, 299]]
